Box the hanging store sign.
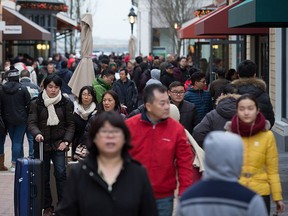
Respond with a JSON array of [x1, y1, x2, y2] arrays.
[[4, 25, 22, 34], [0, 21, 5, 31]]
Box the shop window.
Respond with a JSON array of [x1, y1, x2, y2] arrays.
[[153, 29, 160, 47]]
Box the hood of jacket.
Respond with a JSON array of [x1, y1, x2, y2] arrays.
[[94, 77, 111, 89], [2, 81, 21, 94], [202, 131, 243, 182], [150, 69, 160, 81], [232, 78, 266, 97], [215, 94, 241, 119]]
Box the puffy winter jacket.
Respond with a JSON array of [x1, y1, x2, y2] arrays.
[[225, 122, 283, 201], [28, 92, 75, 151], [126, 113, 195, 199], [1, 81, 30, 127]]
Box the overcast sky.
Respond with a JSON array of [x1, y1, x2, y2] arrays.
[[91, 0, 135, 40]]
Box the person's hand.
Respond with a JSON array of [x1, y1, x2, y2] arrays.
[[35, 134, 44, 143], [276, 200, 285, 214], [58, 142, 68, 151]]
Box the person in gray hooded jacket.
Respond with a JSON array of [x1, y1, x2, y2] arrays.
[[176, 131, 268, 216], [146, 69, 162, 87]]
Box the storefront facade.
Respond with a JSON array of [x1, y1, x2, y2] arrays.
[[228, 0, 288, 152]]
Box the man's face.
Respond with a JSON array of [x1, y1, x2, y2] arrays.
[[145, 90, 170, 121], [194, 78, 206, 90], [47, 64, 55, 74], [166, 67, 174, 74], [103, 74, 114, 85], [180, 58, 187, 68], [168, 86, 185, 104], [119, 70, 127, 81]]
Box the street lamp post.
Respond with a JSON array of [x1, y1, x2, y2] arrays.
[[128, 7, 137, 35]]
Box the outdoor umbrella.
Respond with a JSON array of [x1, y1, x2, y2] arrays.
[[128, 35, 136, 61], [68, 13, 95, 97]]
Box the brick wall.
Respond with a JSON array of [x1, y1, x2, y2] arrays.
[[269, 28, 276, 109]]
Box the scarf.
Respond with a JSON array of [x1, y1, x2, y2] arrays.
[[76, 102, 97, 120], [231, 112, 266, 137], [42, 89, 62, 126]]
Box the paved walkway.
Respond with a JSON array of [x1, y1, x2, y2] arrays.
[[0, 135, 287, 216]]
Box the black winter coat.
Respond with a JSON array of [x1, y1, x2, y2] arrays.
[[0, 81, 30, 127], [160, 72, 176, 88], [112, 79, 138, 113], [55, 155, 158, 216], [232, 78, 275, 127], [173, 100, 197, 134], [28, 92, 75, 151]]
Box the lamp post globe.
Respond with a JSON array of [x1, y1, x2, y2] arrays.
[[128, 7, 137, 35]]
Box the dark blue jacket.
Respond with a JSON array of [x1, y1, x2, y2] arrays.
[[184, 88, 212, 124], [56, 68, 72, 95]]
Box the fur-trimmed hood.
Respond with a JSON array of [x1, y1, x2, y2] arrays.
[[215, 93, 241, 106], [215, 94, 241, 119], [232, 78, 267, 92]]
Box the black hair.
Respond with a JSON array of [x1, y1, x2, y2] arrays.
[[97, 90, 121, 113], [190, 72, 206, 85], [86, 111, 132, 158], [78, 86, 97, 104], [61, 61, 68, 69], [188, 67, 200, 77], [119, 68, 128, 76], [236, 94, 259, 110], [20, 69, 30, 78], [226, 68, 237, 81], [237, 60, 257, 78], [222, 83, 238, 95], [43, 74, 62, 89], [143, 84, 167, 104], [216, 68, 226, 78], [100, 69, 115, 78], [169, 81, 184, 90]]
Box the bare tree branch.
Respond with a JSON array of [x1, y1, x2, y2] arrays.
[[152, 0, 196, 55]]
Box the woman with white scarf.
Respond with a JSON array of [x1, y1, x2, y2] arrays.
[[72, 86, 97, 160], [28, 74, 75, 216]]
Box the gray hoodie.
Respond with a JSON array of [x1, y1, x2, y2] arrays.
[[145, 69, 162, 87], [176, 131, 268, 216]]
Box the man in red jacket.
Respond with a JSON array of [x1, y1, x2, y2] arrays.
[[125, 84, 195, 216]]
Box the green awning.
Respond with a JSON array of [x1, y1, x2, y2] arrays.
[[228, 0, 288, 27]]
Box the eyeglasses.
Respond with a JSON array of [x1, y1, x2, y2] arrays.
[[199, 79, 206, 83], [99, 129, 122, 136], [170, 91, 185, 95]]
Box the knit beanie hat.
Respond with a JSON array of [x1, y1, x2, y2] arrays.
[[7, 66, 20, 80]]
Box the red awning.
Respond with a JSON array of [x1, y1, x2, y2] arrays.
[[195, 1, 269, 35], [177, 15, 226, 39]]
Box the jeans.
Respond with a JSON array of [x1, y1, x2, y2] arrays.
[[25, 129, 34, 158], [7, 124, 26, 163], [42, 150, 66, 208], [0, 133, 6, 154], [262, 195, 270, 215], [156, 196, 174, 216]]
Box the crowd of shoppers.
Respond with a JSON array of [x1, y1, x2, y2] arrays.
[[0, 52, 285, 216]]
